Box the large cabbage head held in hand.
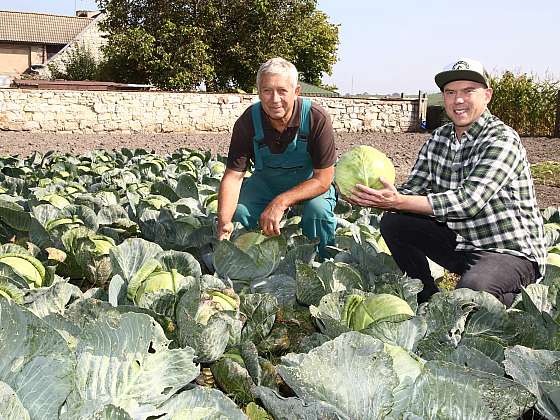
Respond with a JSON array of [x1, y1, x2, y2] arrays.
[[335, 145, 395, 197]]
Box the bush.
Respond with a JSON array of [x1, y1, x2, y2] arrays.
[[48, 42, 106, 81], [489, 71, 559, 137]]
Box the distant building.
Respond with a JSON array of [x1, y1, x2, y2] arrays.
[[0, 10, 104, 77], [299, 81, 339, 97]]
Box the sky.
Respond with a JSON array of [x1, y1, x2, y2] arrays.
[[2, 0, 559, 95]]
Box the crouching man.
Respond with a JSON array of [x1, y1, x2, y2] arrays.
[[346, 58, 547, 306], [216, 57, 337, 258]]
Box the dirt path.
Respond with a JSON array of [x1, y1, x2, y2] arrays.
[[1, 131, 558, 207]]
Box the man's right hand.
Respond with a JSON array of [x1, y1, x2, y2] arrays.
[[217, 221, 234, 241]]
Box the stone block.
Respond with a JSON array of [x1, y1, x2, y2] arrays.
[[98, 113, 112, 122], [129, 121, 142, 132], [94, 102, 107, 113], [162, 122, 177, 132], [5, 102, 21, 111], [64, 121, 79, 131], [22, 103, 39, 112], [39, 121, 57, 131], [42, 112, 56, 121], [22, 121, 40, 131], [6, 111, 24, 122]]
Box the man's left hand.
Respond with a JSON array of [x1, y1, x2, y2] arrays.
[[259, 199, 287, 236], [349, 177, 401, 210]]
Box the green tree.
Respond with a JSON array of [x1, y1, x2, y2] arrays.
[[97, 1, 214, 89], [96, 0, 339, 91]]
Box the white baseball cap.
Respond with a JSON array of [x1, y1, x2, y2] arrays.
[[434, 58, 490, 90]]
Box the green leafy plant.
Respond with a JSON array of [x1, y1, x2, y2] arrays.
[[48, 42, 105, 81], [489, 71, 559, 137], [532, 161, 560, 187], [1, 148, 560, 418]]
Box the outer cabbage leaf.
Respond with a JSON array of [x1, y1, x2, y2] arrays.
[[252, 386, 345, 420], [383, 343, 424, 419], [275, 243, 316, 279], [210, 355, 255, 405], [0, 299, 74, 420], [504, 345, 560, 419], [404, 360, 535, 420], [23, 280, 83, 318], [175, 284, 240, 363], [91, 404, 133, 420], [156, 386, 247, 420], [363, 316, 427, 351], [251, 274, 297, 307], [158, 249, 202, 278], [0, 197, 31, 231], [62, 312, 198, 419], [309, 291, 354, 338], [0, 381, 30, 420], [240, 293, 278, 343], [278, 332, 398, 420], [109, 238, 163, 283], [213, 235, 286, 281], [415, 291, 477, 356]]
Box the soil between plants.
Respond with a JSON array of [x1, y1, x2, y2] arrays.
[[0, 131, 558, 208]]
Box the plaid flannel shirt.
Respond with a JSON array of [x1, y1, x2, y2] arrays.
[[399, 109, 547, 277]]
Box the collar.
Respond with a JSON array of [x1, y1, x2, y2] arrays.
[[455, 109, 492, 142]]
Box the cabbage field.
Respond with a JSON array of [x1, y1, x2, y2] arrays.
[[1, 147, 560, 419]]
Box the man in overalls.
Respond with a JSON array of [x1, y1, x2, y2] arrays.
[[216, 57, 337, 258]]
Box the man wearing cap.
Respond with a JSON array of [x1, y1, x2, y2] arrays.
[[347, 58, 547, 306]]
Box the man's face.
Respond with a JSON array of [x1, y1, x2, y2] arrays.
[[258, 73, 300, 122], [442, 80, 493, 136]]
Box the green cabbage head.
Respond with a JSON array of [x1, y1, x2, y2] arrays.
[[335, 145, 395, 197], [342, 293, 414, 331], [0, 253, 46, 287], [195, 289, 239, 325], [548, 252, 560, 268], [136, 269, 182, 298]]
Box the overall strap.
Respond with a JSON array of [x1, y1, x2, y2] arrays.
[[298, 98, 312, 139], [251, 102, 264, 170], [251, 102, 265, 143]]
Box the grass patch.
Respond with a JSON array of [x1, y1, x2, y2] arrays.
[[531, 161, 560, 187]]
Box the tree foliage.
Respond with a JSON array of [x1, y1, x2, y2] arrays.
[[96, 0, 339, 91]]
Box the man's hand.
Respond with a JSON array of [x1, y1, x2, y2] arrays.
[[347, 177, 434, 215], [348, 177, 401, 209], [259, 199, 288, 236], [217, 220, 234, 241]]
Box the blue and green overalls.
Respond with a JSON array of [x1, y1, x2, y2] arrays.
[[233, 98, 337, 257]]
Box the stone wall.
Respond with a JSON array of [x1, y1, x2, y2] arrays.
[[0, 89, 424, 133]]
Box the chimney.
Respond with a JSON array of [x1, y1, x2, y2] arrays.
[[76, 10, 100, 18]]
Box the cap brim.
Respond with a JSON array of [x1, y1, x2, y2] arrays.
[[435, 70, 488, 90]]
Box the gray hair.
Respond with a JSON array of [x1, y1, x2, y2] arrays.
[[256, 57, 299, 89]]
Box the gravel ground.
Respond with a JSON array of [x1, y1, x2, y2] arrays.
[[0, 131, 558, 207]]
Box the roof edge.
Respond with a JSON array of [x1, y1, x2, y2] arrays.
[[0, 9, 94, 20]]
